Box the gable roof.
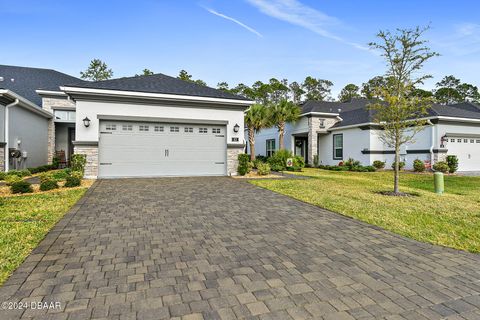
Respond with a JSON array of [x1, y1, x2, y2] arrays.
[[63, 73, 250, 101], [301, 99, 480, 129], [0, 65, 83, 106]]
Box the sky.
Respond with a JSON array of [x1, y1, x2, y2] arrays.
[[2, 0, 480, 97]]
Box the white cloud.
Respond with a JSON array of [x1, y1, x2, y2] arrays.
[[434, 23, 480, 56], [204, 7, 263, 38], [245, 0, 368, 50]]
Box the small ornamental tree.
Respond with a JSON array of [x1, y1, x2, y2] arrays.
[[268, 99, 300, 150], [245, 104, 268, 161], [368, 26, 438, 194]]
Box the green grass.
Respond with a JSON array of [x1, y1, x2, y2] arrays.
[[0, 189, 87, 284], [250, 169, 480, 253]]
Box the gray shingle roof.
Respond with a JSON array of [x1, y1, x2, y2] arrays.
[[0, 65, 83, 106], [301, 99, 480, 128], [64, 73, 250, 101]]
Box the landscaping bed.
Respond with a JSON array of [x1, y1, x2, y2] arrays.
[[250, 168, 480, 253]]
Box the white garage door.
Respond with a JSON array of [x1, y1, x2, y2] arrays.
[[98, 121, 227, 178], [446, 136, 480, 171]]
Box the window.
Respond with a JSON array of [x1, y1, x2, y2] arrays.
[[199, 128, 208, 133], [319, 119, 325, 128], [471, 139, 475, 143], [266, 139, 276, 157], [184, 127, 193, 133], [333, 134, 343, 160], [450, 138, 455, 143], [53, 110, 76, 121], [139, 125, 149, 132], [154, 125, 164, 132], [170, 126, 179, 132], [212, 128, 221, 134], [477, 140, 480, 143], [464, 139, 468, 143], [457, 139, 462, 143], [106, 124, 117, 131], [122, 124, 132, 131]]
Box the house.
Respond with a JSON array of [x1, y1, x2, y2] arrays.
[[1, 65, 252, 177], [55, 75, 251, 178], [251, 99, 480, 172], [0, 65, 81, 171]]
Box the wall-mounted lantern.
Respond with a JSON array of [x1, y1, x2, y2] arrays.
[[233, 123, 240, 133], [83, 117, 91, 128]]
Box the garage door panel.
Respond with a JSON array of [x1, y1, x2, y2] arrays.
[[445, 136, 480, 171], [98, 121, 227, 177]]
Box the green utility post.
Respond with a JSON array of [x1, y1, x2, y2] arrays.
[[434, 172, 444, 194]]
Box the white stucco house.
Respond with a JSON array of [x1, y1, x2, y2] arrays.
[[1, 65, 252, 177], [251, 99, 480, 172]]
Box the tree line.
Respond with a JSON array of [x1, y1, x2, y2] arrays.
[[80, 59, 479, 106]]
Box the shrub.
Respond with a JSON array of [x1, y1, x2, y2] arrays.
[[52, 156, 60, 169], [313, 155, 319, 167], [237, 154, 251, 176], [344, 158, 360, 170], [10, 181, 33, 194], [64, 175, 81, 187], [71, 154, 87, 174], [252, 158, 265, 169], [70, 171, 84, 180], [257, 162, 271, 175], [255, 155, 268, 163], [51, 169, 70, 181], [0, 172, 6, 181], [293, 155, 305, 169], [39, 172, 52, 183], [372, 160, 385, 170], [433, 161, 450, 173], [391, 161, 405, 170], [267, 150, 293, 171], [446, 155, 458, 173], [363, 166, 377, 172], [413, 159, 425, 172], [28, 164, 57, 174], [5, 175, 22, 186], [40, 179, 58, 191], [7, 169, 31, 177]]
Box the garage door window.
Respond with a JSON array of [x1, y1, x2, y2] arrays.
[[139, 125, 149, 132], [212, 128, 221, 134], [106, 124, 117, 131], [457, 139, 462, 142], [199, 128, 208, 133], [450, 138, 455, 142], [122, 124, 133, 131], [170, 126, 179, 132], [184, 127, 193, 133], [154, 125, 164, 132]]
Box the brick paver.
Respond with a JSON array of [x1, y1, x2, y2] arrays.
[[0, 177, 479, 319]]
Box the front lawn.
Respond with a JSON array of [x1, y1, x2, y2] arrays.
[[0, 188, 88, 284], [250, 169, 480, 253]]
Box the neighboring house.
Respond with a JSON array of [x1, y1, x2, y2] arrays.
[[251, 99, 480, 172], [0, 65, 81, 171]]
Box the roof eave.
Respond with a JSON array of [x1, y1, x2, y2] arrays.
[[0, 89, 53, 118], [60, 86, 253, 107]]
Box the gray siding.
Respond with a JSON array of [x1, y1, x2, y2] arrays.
[[0, 104, 5, 142], [9, 106, 49, 168]]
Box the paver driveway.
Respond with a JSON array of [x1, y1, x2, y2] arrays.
[[1, 177, 480, 320]]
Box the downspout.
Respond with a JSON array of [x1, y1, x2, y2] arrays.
[[4, 99, 19, 172], [426, 120, 434, 166]]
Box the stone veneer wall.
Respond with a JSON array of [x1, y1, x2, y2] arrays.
[[434, 150, 448, 163], [227, 145, 245, 176], [74, 145, 98, 178], [42, 96, 76, 164], [307, 116, 340, 165]]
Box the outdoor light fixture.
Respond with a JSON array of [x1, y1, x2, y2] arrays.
[[233, 123, 240, 133], [83, 117, 91, 127]]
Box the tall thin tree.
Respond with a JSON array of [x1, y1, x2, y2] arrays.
[[244, 104, 268, 161], [268, 99, 300, 149]]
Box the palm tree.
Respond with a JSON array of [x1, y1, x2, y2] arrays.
[[269, 99, 300, 149], [244, 104, 268, 161]]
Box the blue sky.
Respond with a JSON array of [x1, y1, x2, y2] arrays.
[[2, 0, 479, 97]]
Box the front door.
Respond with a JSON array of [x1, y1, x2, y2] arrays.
[[295, 137, 307, 161], [68, 127, 75, 162]]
